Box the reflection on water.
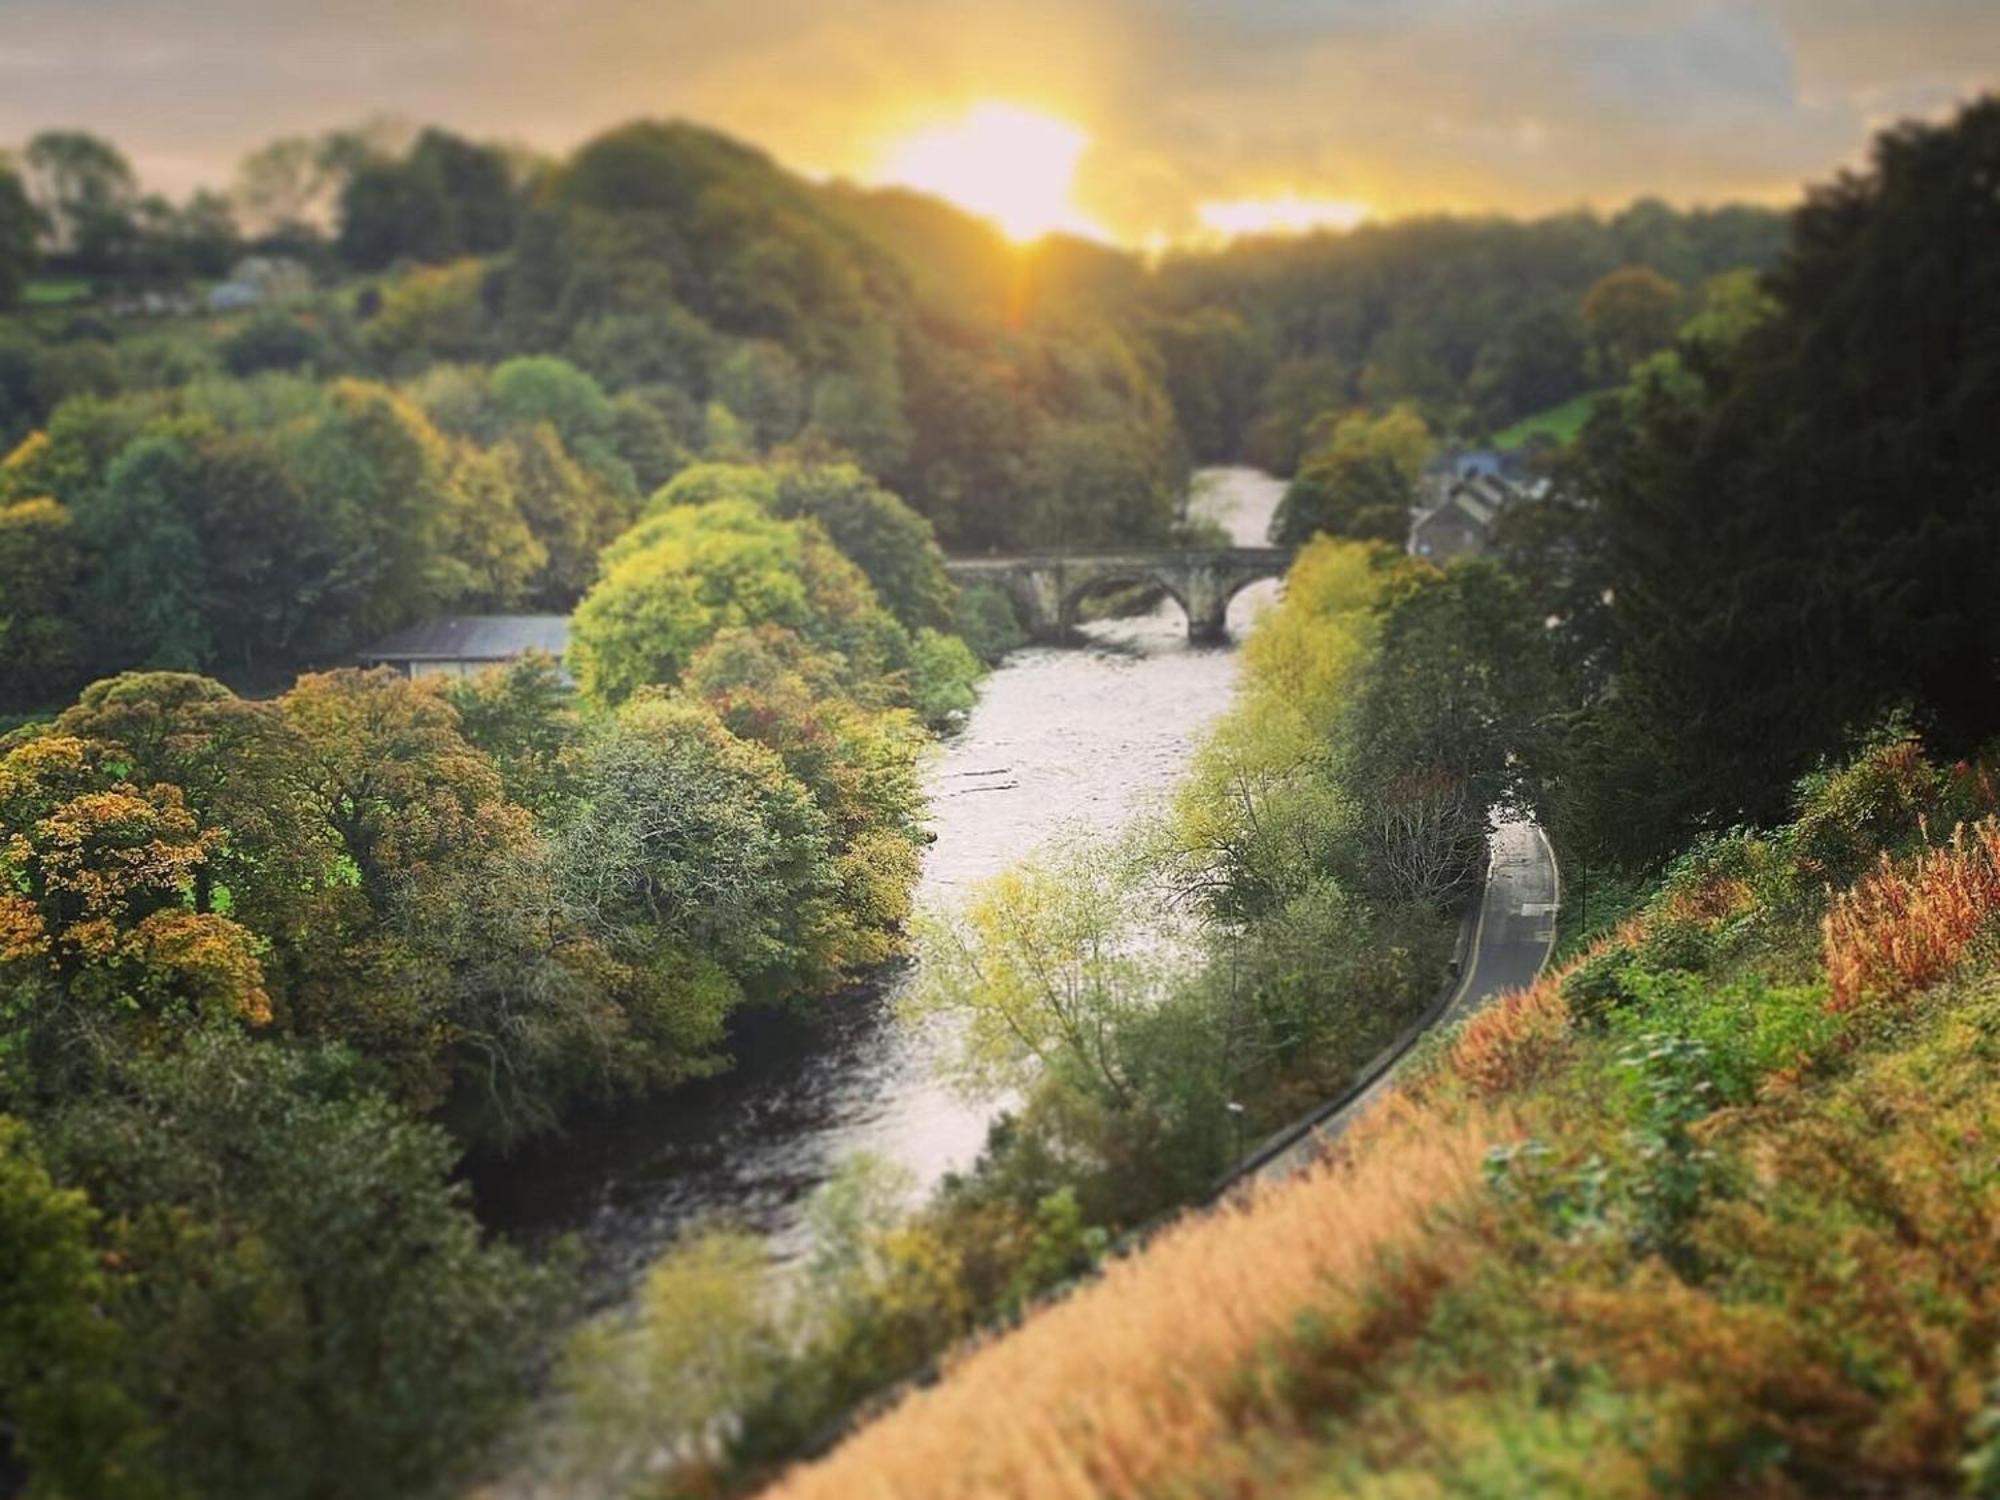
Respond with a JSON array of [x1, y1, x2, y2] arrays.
[[468, 468, 1286, 1297]]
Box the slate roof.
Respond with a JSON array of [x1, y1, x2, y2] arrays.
[[359, 615, 571, 664]]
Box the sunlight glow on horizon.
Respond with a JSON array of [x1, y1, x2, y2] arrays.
[[1196, 194, 1373, 240], [871, 102, 1107, 243]]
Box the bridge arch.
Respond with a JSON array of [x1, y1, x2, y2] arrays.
[[1205, 567, 1285, 632], [1056, 569, 1192, 637], [942, 547, 1292, 646]]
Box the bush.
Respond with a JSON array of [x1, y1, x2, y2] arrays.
[[220, 315, 326, 377], [954, 582, 1026, 664]]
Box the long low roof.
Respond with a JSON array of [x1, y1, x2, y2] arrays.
[[359, 614, 571, 662]]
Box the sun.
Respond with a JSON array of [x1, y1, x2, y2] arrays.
[[872, 102, 1104, 243]]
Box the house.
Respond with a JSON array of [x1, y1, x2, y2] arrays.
[[357, 615, 572, 682], [206, 254, 314, 313], [1409, 471, 1542, 562]]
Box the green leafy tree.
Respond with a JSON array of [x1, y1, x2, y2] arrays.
[[1564, 96, 2000, 864], [0, 497, 82, 708], [907, 834, 1188, 1110], [38, 1033, 554, 1500], [0, 1117, 156, 1500], [571, 494, 902, 705], [0, 165, 40, 309], [1271, 406, 1432, 548], [768, 462, 955, 629], [336, 128, 512, 271], [361, 258, 495, 365], [1345, 560, 1556, 908], [559, 694, 838, 1001], [24, 131, 137, 271]]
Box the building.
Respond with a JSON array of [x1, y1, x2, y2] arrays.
[[206, 255, 314, 313], [357, 615, 572, 682], [1408, 468, 1544, 563]]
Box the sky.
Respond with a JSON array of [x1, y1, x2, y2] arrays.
[[1, 0, 1995, 243]]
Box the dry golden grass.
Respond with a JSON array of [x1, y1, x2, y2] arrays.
[[1438, 918, 1644, 1100], [762, 1110, 1503, 1500], [1823, 816, 2000, 1009]]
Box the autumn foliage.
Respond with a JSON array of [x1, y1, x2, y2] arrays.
[[1823, 816, 2000, 1009], [767, 1118, 1496, 1500], [769, 742, 2000, 1499]]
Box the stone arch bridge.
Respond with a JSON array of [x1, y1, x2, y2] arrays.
[[945, 547, 1292, 643]]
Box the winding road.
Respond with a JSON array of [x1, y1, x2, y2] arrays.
[[1243, 817, 1559, 1186]]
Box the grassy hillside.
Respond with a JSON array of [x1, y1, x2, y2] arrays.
[[1492, 388, 1606, 449], [767, 735, 2000, 1498]]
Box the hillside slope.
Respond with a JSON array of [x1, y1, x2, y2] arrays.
[[765, 736, 2000, 1498]]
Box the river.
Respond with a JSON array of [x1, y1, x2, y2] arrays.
[[468, 467, 1286, 1298]]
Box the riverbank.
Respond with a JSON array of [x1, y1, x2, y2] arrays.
[[764, 737, 2000, 1500], [513, 526, 1556, 1495], [465, 468, 1289, 1300]]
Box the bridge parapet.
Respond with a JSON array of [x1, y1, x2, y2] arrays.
[[944, 547, 1292, 643]]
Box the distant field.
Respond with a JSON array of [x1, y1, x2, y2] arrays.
[[23, 277, 92, 306], [1492, 389, 1608, 449]]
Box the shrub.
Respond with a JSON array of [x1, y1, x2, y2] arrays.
[[1823, 817, 2000, 1010], [954, 581, 1026, 664]]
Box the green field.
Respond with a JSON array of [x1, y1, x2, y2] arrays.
[[1492, 389, 1610, 449], [23, 277, 92, 306]]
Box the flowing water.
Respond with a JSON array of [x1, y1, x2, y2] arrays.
[[469, 467, 1285, 1297]]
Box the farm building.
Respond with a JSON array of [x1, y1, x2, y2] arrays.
[[357, 615, 571, 682]]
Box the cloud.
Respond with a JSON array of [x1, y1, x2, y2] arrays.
[[0, 0, 1991, 239]]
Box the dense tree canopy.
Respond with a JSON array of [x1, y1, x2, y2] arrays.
[[1270, 405, 1433, 547], [570, 489, 904, 705], [1550, 94, 2000, 866]]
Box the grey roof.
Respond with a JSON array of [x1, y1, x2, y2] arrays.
[[360, 615, 571, 663], [1449, 491, 1498, 527]]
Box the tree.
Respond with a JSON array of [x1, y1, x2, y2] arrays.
[[439, 437, 547, 607], [0, 1116, 155, 1500], [24, 132, 137, 271], [0, 497, 83, 708], [0, 165, 40, 309], [219, 314, 326, 377], [1150, 307, 1268, 464], [686, 626, 926, 970], [408, 128, 518, 254], [570, 495, 903, 705], [906, 834, 1187, 1110], [335, 130, 515, 270], [0, 733, 271, 1097], [1344, 560, 1556, 908], [37, 1032, 554, 1500], [768, 462, 955, 629], [280, 378, 457, 642], [805, 323, 911, 475], [715, 339, 807, 448], [1244, 356, 1352, 475], [1564, 95, 2000, 865], [1270, 406, 1432, 547], [169, 189, 241, 277], [559, 694, 838, 1000], [443, 653, 584, 821], [362, 258, 495, 365], [495, 422, 628, 603], [233, 135, 340, 238], [1581, 264, 1682, 381]]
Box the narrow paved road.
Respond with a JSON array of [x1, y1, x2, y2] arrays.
[[1443, 820, 1560, 1026], [1249, 818, 1558, 1185]]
